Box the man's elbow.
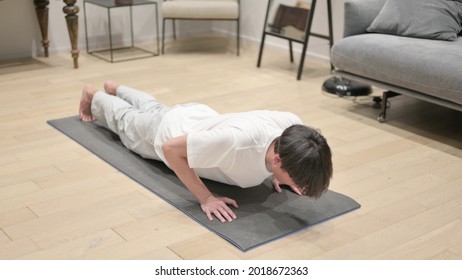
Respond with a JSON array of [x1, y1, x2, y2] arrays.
[[162, 139, 182, 158], [162, 135, 188, 160], [161, 141, 174, 157]]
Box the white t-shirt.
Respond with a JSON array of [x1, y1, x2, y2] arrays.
[[154, 103, 302, 187]]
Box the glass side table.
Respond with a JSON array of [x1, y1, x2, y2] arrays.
[[83, 0, 160, 63]]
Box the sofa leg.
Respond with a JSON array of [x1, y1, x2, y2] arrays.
[[378, 91, 388, 122], [378, 91, 400, 123]]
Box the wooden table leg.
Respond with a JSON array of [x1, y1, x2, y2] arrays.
[[63, 0, 80, 69], [34, 0, 50, 57]]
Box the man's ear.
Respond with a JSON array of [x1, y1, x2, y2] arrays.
[[274, 154, 282, 165]]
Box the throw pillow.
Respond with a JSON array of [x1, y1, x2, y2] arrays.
[[367, 0, 462, 41]]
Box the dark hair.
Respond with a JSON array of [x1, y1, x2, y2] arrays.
[[274, 124, 333, 198]]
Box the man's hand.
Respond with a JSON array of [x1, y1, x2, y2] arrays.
[[201, 195, 239, 223], [272, 177, 302, 195]]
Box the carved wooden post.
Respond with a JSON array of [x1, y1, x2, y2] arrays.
[[34, 0, 50, 57], [63, 0, 80, 68]]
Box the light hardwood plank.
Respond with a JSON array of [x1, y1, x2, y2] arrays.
[[0, 207, 37, 228], [3, 190, 150, 241], [85, 220, 209, 259], [15, 229, 125, 260], [0, 229, 11, 246], [314, 196, 462, 259], [0, 182, 41, 200], [30, 209, 135, 250], [0, 238, 40, 260], [375, 219, 462, 259], [0, 177, 110, 215], [112, 210, 208, 242]]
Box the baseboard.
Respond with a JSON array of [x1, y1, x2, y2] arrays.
[[15, 28, 330, 62], [212, 27, 331, 62]]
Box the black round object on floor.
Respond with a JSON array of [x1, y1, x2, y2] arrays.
[[322, 76, 373, 97]]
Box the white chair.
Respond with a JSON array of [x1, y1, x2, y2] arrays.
[[161, 0, 240, 55]]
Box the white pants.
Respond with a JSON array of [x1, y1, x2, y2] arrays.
[[91, 85, 169, 160]]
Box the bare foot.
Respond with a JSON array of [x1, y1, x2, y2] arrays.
[[103, 80, 120, 96], [79, 85, 97, 122]]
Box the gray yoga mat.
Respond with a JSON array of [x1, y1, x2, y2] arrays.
[[48, 116, 360, 252]]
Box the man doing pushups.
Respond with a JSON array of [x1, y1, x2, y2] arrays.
[[79, 81, 333, 222]]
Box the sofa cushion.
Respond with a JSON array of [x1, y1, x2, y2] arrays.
[[162, 0, 239, 20], [367, 0, 462, 41], [343, 0, 387, 37], [331, 34, 462, 105]]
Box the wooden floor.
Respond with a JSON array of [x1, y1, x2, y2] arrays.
[[1, 36, 462, 260]]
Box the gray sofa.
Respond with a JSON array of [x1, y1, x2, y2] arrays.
[[330, 0, 462, 122]]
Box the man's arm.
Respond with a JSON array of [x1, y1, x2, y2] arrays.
[[162, 135, 238, 222]]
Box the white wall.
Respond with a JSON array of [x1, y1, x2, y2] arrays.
[[0, 0, 344, 61], [0, 0, 41, 59]]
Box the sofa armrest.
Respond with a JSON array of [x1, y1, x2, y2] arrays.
[[343, 0, 387, 37]]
